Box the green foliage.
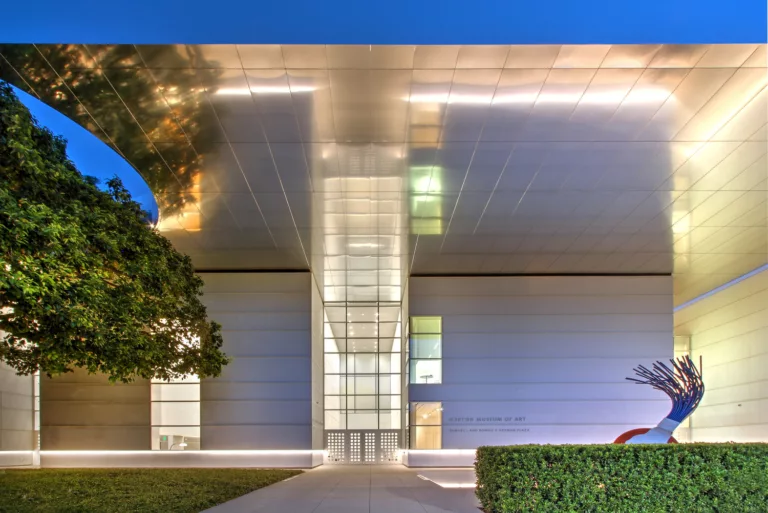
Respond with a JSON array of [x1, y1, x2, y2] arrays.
[[0, 468, 301, 513], [0, 82, 228, 382], [475, 444, 768, 513]]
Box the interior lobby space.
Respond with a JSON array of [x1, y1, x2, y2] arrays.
[[0, 39, 766, 469]]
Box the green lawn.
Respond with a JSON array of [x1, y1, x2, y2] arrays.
[[0, 468, 302, 513]]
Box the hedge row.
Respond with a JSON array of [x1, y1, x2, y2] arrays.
[[475, 444, 768, 513]]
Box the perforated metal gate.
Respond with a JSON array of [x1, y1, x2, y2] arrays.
[[325, 430, 401, 464]]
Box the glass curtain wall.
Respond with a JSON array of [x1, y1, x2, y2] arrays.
[[324, 302, 402, 430]]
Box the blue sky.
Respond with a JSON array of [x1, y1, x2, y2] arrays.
[[12, 86, 159, 221], [3, 0, 766, 45]]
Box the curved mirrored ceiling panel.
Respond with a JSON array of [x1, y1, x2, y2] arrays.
[[10, 85, 159, 223]]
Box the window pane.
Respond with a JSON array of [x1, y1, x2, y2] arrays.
[[325, 375, 346, 395], [349, 395, 376, 410], [152, 426, 201, 450], [379, 354, 392, 373], [151, 384, 200, 402], [392, 373, 402, 394], [347, 322, 376, 338], [411, 426, 441, 449], [325, 396, 347, 410], [326, 322, 348, 338], [325, 354, 346, 374], [410, 360, 442, 384], [379, 306, 401, 323], [354, 353, 376, 374], [411, 334, 441, 359], [347, 412, 377, 429], [324, 338, 346, 353], [379, 410, 401, 429], [378, 374, 402, 394], [377, 322, 400, 340], [324, 306, 347, 323], [325, 410, 346, 429], [347, 306, 377, 320], [411, 402, 442, 426], [348, 338, 378, 352], [353, 376, 376, 395], [151, 402, 199, 426], [411, 317, 441, 334], [378, 395, 402, 410]]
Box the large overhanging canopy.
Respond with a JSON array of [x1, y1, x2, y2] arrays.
[[1, 43, 765, 304]]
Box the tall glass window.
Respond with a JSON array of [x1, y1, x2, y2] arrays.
[[151, 375, 200, 450], [410, 402, 442, 449], [324, 302, 402, 430], [409, 316, 442, 384]]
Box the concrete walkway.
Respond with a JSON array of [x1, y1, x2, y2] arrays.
[[204, 465, 480, 513]]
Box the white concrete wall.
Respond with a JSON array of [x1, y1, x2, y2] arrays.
[[311, 277, 324, 450], [200, 272, 313, 449], [409, 275, 673, 450], [675, 269, 768, 442], [0, 361, 34, 467]]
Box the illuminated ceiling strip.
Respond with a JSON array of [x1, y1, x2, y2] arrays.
[[674, 263, 768, 312], [405, 89, 670, 105], [215, 86, 316, 95]]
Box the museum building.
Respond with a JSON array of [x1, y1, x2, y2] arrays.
[[0, 38, 766, 468]]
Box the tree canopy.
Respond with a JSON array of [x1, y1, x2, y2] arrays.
[[0, 82, 228, 382]]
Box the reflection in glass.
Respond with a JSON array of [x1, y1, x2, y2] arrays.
[[0, 44, 223, 219]]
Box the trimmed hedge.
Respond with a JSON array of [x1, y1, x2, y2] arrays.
[[476, 444, 768, 513]]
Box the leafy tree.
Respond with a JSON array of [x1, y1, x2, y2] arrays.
[[0, 83, 228, 383]]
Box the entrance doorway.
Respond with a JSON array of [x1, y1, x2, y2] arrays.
[[325, 430, 401, 464], [323, 301, 405, 464]]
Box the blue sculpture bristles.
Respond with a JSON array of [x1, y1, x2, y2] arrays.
[[627, 355, 704, 422]]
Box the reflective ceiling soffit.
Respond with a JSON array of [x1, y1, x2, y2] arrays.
[[0, 44, 765, 305]]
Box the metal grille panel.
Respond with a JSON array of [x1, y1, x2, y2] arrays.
[[325, 430, 401, 464]]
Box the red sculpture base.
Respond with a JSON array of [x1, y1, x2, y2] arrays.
[[613, 428, 678, 444]]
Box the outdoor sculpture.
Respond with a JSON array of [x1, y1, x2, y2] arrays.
[[615, 355, 704, 444]]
